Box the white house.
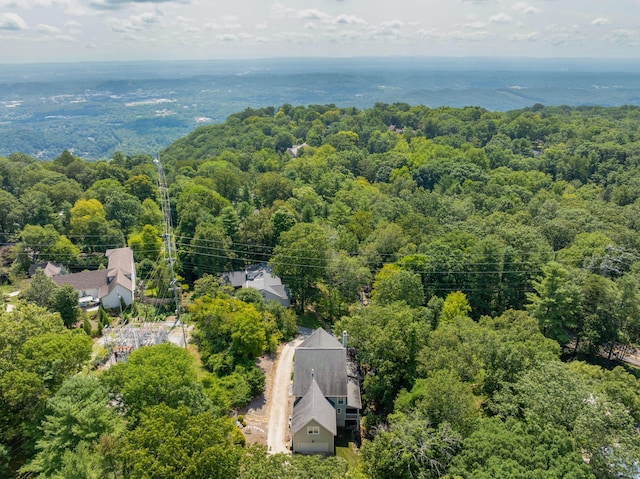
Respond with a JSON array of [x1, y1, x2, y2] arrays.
[[291, 328, 361, 454], [52, 247, 136, 309]]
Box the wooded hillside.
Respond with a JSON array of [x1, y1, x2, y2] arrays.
[[1, 102, 640, 478]]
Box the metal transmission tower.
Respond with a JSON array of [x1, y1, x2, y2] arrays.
[[154, 154, 187, 348]]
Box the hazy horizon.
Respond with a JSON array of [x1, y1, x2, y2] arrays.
[[1, 1, 639, 63], [2, 58, 640, 160]]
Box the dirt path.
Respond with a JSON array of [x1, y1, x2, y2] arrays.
[[267, 336, 303, 454]]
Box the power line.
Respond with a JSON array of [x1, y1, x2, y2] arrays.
[[154, 154, 187, 348]]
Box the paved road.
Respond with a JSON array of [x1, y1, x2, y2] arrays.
[[267, 336, 302, 454]]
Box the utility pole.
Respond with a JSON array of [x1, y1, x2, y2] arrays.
[[154, 154, 188, 349]]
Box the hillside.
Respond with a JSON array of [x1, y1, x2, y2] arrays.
[[3, 58, 640, 160], [1, 102, 640, 477]]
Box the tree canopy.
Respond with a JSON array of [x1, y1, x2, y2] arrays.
[[3, 102, 640, 478]]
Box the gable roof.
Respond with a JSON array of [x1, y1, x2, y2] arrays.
[[52, 269, 108, 293], [222, 263, 290, 304], [223, 271, 246, 288], [50, 247, 134, 300], [286, 143, 308, 158], [106, 248, 134, 279], [293, 329, 347, 398], [28, 261, 63, 278], [291, 377, 337, 436], [299, 328, 343, 349]]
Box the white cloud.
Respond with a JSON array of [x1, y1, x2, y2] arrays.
[[604, 29, 640, 47], [381, 19, 403, 28], [448, 29, 491, 41], [544, 24, 583, 45], [489, 13, 512, 23], [465, 21, 487, 29], [37, 23, 61, 33], [512, 2, 541, 14], [273, 31, 314, 44], [215, 32, 252, 42], [88, 0, 189, 10], [270, 3, 296, 19], [134, 11, 162, 26], [333, 14, 367, 25], [298, 9, 330, 20], [204, 17, 242, 30], [105, 10, 163, 33], [511, 31, 538, 42], [104, 17, 133, 33], [0, 12, 27, 30], [174, 16, 198, 33], [332, 29, 363, 41], [416, 28, 438, 39], [416, 27, 492, 42], [0, 0, 638, 62], [54, 33, 76, 41], [0, 0, 58, 7]]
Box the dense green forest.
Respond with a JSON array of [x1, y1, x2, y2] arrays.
[[1, 102, 640, 478]]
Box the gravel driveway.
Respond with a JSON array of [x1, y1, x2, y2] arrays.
[[267, 336, 303, 454]]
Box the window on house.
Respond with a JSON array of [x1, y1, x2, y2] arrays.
[[337, 408, 342, 415], [307, 426, 320, 435], [337, 397, 345, 405]]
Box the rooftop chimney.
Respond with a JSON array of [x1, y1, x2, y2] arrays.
[[342, 330, 348, 349]]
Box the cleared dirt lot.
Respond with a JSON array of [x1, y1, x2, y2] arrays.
[[238, 354, 273, 447]]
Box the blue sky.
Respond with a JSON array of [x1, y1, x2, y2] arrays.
[[0, 0, 639, 63]]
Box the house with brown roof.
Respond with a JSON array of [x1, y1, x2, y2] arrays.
[[28, 261, 64, 278], [291, 328, 361, 455], [52, 247, 136, 309]]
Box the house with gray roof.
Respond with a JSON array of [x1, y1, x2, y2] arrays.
[[52, 247, 136, 309], [286, 143, 308, 158], [222, 263, 290, 307], [290, 376, 337, 455], [291, 328, 361, 455]]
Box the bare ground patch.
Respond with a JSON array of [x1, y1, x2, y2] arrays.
[[238, 352, 276, 446]]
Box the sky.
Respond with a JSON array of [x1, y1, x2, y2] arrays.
[[0, 0, 639, 63]]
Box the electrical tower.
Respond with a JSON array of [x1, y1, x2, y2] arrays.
[[154, 154, 187, 348]]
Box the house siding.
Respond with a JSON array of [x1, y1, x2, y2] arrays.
[[292, 419, 335, 455], [102, 284, 133, 309], [327, 396, 347, 427], [262, 289, 290, 307]]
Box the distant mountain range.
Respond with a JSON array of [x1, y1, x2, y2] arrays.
[[2, 57, 640, 160]]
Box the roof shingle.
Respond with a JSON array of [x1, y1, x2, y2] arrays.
[[291, 377, 337, 436]]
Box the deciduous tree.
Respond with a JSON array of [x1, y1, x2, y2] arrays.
[[269, 223, 329, 308], [526, 261, 581, 344]]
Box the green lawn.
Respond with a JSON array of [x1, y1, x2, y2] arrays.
[[335, 430, 359, 470]]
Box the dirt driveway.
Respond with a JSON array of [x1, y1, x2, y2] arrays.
[[240, 332, 307, 453], [267, 337, 303, 453]]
